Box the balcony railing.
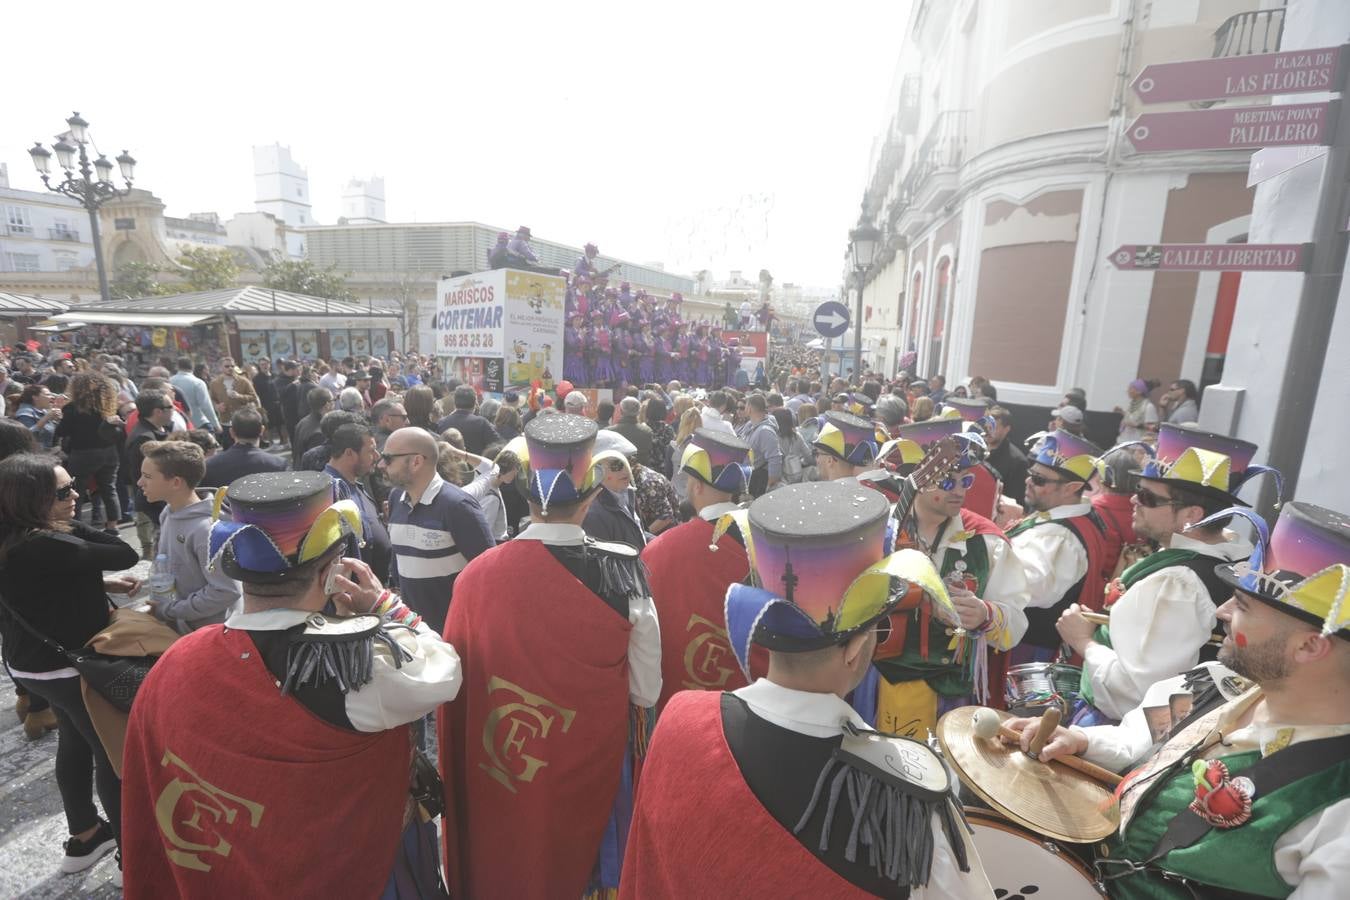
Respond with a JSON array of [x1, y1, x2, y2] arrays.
[[898, 109, 968, 209], [1213, 8, 1284, 58], [48, 228, 81, 242]]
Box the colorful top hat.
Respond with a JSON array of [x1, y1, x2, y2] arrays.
[[1131, 423, 1279, 506], [891, 417, 972, 469], [813, 410, 887, 466], [681, 427, 751, 493], [1029, 430, 1104, 482], [506, 413, 622, 514], [208, 472, 363, 584], [942, 397, 990, 422], [1201, 502, 1350, 638], [724, 482, 956, 674]]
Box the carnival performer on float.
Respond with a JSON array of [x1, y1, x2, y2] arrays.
[[564, 312, 588, 388]]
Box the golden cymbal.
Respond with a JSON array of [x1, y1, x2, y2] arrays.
[[937, 705, 1120, 844]]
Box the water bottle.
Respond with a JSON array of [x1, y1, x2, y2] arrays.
[[149, 554, 176, 606]]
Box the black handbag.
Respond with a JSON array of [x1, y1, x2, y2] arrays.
[[0, 593, 155, 714]]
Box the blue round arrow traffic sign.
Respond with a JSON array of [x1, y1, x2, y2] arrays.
[[813, 301, 851, 338]]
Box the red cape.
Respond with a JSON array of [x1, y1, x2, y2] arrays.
[[641, 516, 763, 711], [439, 540, 633, 900], [620, 691, 875, 899], [121, 626, 408, 899], [961, 462, 1002, 520]]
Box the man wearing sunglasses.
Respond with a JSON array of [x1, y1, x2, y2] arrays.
[[1057, 425, 1271, 726], [1005, 431, 1111, 666], [858, 419, 1029, 739]]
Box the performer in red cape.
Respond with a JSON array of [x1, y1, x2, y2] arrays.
[[1006, 430, 1111, 666], [642, 427, 761, 711], [621, 482, 993, 898], [121, 472, 461, 898], [440, 413, 660, 899]]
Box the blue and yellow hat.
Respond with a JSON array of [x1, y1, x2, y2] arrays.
[[681, 427, 751, 493], [942, 397, 990, 422], [502, 413, 631, 514], [892, 417, 985, 474], [1199, 502, 1350, 638], [208, 472, 363, 584], [1029, 430, 1105, 483], [724, 482, 955, 676], [813, 410, 888, 466], [1131, 423, 1279, 506]]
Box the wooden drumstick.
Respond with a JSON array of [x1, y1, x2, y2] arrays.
[[1080, 611, 1111, 625], [1027, 706, 1062, 759], [971, 708, 1124, 788]]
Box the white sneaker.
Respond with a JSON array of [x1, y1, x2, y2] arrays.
[[60, 820, 116, 873]]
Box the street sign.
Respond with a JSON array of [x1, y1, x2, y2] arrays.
[[813, 300, 851, 338], [1108, 243, 1311, 272], [1133, 45, 1347, 104], [1126, 101, 1336, 153], [1248, 146, 1329, 186]]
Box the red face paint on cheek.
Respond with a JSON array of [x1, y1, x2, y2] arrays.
[[1234, 632, 1249, 648]]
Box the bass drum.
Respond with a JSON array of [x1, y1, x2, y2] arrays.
[[964, 808, 1103, 899]]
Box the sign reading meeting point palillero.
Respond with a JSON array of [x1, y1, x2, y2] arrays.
[[1108, 243, 1311, 273], [1126, 102, 1336, 153]]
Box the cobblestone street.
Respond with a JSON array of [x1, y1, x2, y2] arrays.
[[0, 525, 149, 899]]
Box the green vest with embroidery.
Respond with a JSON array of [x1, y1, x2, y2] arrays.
[[1080, 548, 1199, 708], [1102, 748, 1350, 899], [874, 530, 990, 697]]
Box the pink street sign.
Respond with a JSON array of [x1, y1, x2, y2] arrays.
[[1133, 46, 1347, 103], [1126, 102, 1335, 153], [1108, 243, 1310, 272]]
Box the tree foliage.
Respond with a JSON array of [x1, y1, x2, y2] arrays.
[[261, 257, 356, 302], [176, 246, 240, 292], [110, 261, 172, 300]]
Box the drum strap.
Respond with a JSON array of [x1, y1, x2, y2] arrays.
[[1101, 733, 1350, 897]]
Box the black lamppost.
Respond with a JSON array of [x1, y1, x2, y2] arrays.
[[28, 112, 137, 302], [848, 223, 880, 379]]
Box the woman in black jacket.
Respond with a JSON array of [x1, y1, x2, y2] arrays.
[[54, 373, 125, 533], [0, 453, 140, 873]]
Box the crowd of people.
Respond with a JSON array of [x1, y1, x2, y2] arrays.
[[0, 334, 1345, 900]]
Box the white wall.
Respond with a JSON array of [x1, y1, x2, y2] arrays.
[[1, 191, 95, 272]]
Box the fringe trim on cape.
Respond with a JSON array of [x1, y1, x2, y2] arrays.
[[281, 626, 414, 695]]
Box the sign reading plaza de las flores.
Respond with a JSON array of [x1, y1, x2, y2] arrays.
[[1132, 45, 1347, 103]]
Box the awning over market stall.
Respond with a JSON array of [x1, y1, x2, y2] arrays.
[[43, 311, 218, 328]]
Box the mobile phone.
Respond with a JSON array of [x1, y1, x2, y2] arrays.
[[322, 559, 345, 596]]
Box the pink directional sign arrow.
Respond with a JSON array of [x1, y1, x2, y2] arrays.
[[1133, 46, 1347, 103], [1126, 102, 1336, 152], [1108, 243, 1311, 272]]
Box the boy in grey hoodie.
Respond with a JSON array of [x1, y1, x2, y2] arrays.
[[137, 440, 241, 633]]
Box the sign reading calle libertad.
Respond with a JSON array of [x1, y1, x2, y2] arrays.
[[1126, 102, 1336, 153], [1109, 243, 1311, 273], [1133, 46, 1347, 103]]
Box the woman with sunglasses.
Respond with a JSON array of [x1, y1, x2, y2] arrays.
[[0, 453, 140, 877]]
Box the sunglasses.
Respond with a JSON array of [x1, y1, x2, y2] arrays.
[[1135, 486, 1181, 509], [55, 482, 76, 501], [936, 473, 977, 492], [379, 451, 421, 464], [1027, 472, 1070, 487]]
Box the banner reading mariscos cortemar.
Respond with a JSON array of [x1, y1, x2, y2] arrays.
[[435, 268, 566, 391]]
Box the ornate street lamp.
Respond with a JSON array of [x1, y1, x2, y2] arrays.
[[848, 222, 881, 378], [29, 112, 136, 302]]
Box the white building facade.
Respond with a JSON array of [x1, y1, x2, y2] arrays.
[[0, 163, 97, 275], [341, 177, 386, 224], [852, 0, 1278, 418], [253, 144, 311, 258]]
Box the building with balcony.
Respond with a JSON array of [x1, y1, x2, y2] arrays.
[[850, 0, 1284, 431], [0, 162, 97, 277]]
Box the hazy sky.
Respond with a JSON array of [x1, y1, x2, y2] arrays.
[[5, 1, 908, 288]]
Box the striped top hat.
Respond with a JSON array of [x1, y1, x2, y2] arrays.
[[813, 410, 887, 466], [1201, 502, 1350, 638], [208, 472, 363, 584], [681, 427, 752, 494], [892, 417, 984, 471], [723, 482, 956, 676], [1030, 430, 1105, 483]]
